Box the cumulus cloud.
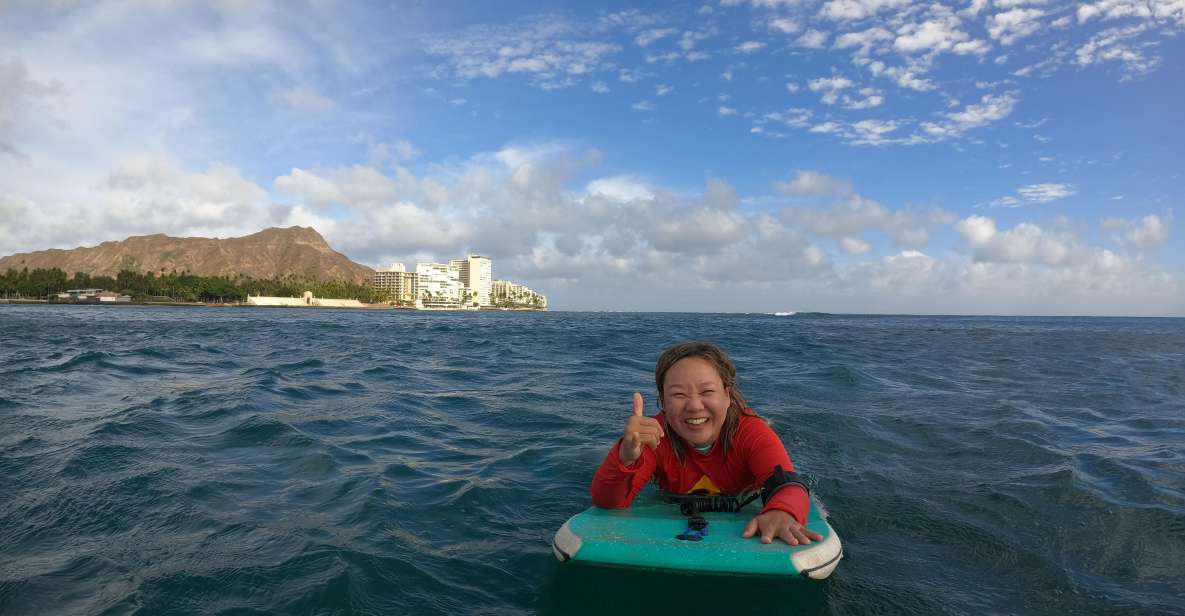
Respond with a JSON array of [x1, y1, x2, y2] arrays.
[[775, 170, 853, 197], [1103, 211, 1173, 247], [782, 192, 954, 248], [956, 215, 1079, 265], [808, 76, 853, 105]]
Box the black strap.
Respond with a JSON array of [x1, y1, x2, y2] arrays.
[[761, 465, 809, 506], [661, 491, 760, 516]]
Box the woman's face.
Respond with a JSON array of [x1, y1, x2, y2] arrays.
[[661, 356, 731, 448]]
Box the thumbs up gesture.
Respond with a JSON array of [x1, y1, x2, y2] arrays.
[[619, 392, 665, 466]]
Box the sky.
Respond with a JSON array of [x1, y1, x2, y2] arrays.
[[1, 0, 1182, 315]]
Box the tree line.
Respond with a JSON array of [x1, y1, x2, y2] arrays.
[[0, 267, 385, 303]]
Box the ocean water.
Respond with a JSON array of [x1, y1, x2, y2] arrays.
[[1, 305, 1183, 616]]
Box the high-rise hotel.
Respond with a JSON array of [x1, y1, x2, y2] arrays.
[[372, 255, 544, 310]]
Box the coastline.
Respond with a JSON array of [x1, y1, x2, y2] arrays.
[[0, 298, 547, 311]]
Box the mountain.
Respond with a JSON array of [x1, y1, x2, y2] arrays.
[[0, 227, 375, 284]]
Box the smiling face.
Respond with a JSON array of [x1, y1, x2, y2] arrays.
[[661, 356, 732, 448]]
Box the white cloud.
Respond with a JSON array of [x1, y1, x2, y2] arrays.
[[274, 87, 336, 112], [820, 0, 910, 22], [845, 87, 884, 109], [835, 27, 893, 55], [808, 76, 853, 105], [894, 16, 975, 54], [586, 176, 655, 202], [718, 106, 739, 116], [768, 18, 801, 33], [987, 8, 1046, 45], [736, 41, 768, 54], [424, 16, 622, 88], [632, 100, 656, 111], [1077, 0, 1185, 26], [796, 29, 830, 49], [775, 170, 853, 197], [656, 83, 673, 96], [983, 183, 1076, 208], [920, 92, 1018, 140], [1103, 211, 1173, 247], [1017, 183, 1076, 202], [956, 215, 1081, 266], [783, 193, 953, 248], [635, 28, 677, 47], [841, 236, 872, 254], [1076, 25, 1159, 76], [591, 81, 610, 93]]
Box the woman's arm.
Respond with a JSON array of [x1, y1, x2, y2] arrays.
[[590, 439, 658, 508]]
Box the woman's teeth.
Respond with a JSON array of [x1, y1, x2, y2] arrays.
[[685, 417, 708, 425]]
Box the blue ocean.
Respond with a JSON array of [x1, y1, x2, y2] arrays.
[[1, 306, 1182, 615]]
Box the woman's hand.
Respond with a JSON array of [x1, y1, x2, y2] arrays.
[[618, 392, 664, 466], [742, 509, 823, 545]]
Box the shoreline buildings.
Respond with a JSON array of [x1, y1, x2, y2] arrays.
[[372, 255, 546, 310]]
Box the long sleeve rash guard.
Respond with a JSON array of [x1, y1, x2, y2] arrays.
[[590, 411, 809, 524]]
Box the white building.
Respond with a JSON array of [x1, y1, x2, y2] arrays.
[[416, 261, 463, 308], [459, 255, 492, 307], [492, 279, 547, 308]]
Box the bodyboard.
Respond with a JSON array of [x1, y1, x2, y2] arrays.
[[552, 491, 842, 579]]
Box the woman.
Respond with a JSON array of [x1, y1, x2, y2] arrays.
[[590, 341, 820, 546]]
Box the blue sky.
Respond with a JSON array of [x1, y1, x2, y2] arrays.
[[1, 0, 1182, 314]]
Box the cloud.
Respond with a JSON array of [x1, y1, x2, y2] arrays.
[[808, 76, 853, 104], [0, 58, 63, 159], [736, 41, 768, 54], [718, 106, 738, 116], [656, 83, 673, 96], [820, 0, 909, 22], [423, 15, 622, 88], [894, 15, 978, 55], [796, 29, 830, 49], [983, 183, 1076, 208], [835, 26, 893, 55], [1103, 211, 1173, 247], [591, 81, 610, 93], [274, 87, 336, 112], [1076, 25, 1159, 76], [957, 215, 1077, 265], [768, 18, 801, 33], [841, 236, 872, 254], [632, 100, 656, 111], [775, 170, 853, 197], [635, 28, 677, 47], [1077, 0, 1185, 27], [987, 8, 1046, 45], [782, 192, 954, 248], [920, 92, 1018, 140]]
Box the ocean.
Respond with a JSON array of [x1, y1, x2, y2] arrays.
[[1, 306, 1182, 615]]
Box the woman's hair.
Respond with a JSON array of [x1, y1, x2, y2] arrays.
[[655, 341, 757, 463]]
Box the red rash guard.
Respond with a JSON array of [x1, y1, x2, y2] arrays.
[[590, 411, 809, 524]]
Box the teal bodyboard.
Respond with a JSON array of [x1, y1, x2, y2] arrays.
[[552, 491, 842, 579]]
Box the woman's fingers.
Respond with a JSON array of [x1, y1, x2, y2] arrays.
[[743, 512, 818, 546]]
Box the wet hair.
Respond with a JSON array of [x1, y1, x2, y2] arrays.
[[655, 341, 757, 463]]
